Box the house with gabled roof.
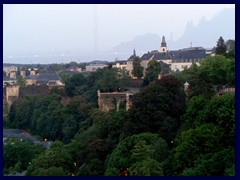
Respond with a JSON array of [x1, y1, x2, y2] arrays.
[[24, 70, 64, 86]]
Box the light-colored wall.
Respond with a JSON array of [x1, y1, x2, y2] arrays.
[[112, 63, 127, 69], [30, 70, 36, 75], [9, 71, 17, 79], [126, 61, 133, 77], [140, 60, 149, 76], [69, 67, 82, 72], [20, 71, 26, 78], [86, 64, 107, 72], [6, 86, 19, 102], [3, 79, 16, 86], [160, 47, 168, 53], [25, 79, 37, 86], [171, 62, 200, 72], [3, 66, 18, 76], [157, 59, 172, 64]]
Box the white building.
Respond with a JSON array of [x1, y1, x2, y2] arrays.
[[85, 64, 107, 72]]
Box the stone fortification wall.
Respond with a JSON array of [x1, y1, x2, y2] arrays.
[[6, 86, 19, 102], [19, 85, 49, 98], [5, 86, 20, 110], [97, 90, 133, 112]]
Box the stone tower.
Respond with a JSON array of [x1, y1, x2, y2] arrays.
[[160, 35, 168, 53]]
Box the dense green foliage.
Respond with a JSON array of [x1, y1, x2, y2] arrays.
[[26, 141, 72, 176], [175, 55, 235, 98], [125, 75, 186, 143], [4, 138, 45, 175], [16, 75, 25, 87], [215, 36, 227, 55], [132, 56, 143, 79], [143, 59, 162, 86], [106, 133, 167, 176], [8, 95, 93, 143], [4, 50, 235, 176]]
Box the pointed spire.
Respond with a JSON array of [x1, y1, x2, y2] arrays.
[[133, 49, 136, 56], [162, 36, 166, 43], [161, 36, 167, 47]]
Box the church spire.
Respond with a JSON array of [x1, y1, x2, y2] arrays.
[[133, 49, 136, 56], [161, 36, 167, 47], [160, 35, 168, 53]]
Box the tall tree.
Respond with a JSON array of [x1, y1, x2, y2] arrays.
[[65, 73, 87, 97], [125, 75, 186, 142], [97, 68, 130, 92], [105, 133, 166, 176], [215, 36, 227, 55], [26, 141, 73, 176], [132, 56, 143, 79], [16, 75, 25, 87], [143, 60, 162, 86]]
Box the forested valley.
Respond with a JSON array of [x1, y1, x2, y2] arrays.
[[3, 53, 235, 176]]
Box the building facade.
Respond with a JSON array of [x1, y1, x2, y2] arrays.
[[111, 35, 209, 78], [85, 64, 108, 72]]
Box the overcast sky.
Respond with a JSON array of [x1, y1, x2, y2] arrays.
[[3, 4, 234, 64]]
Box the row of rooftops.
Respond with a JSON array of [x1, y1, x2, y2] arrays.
[[135, 46, 207, 61], [3, 45, 209, 76], [25, 70, 61, 81]]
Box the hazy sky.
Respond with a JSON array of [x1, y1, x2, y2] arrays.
[[3, 4, 234, 64]]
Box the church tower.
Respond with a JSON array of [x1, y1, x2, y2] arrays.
[[160, 35, 168, 53]]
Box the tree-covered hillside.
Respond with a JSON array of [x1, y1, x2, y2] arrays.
[[4, 51, 235, 176]]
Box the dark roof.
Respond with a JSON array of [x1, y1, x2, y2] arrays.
[[153, 53, 172, 60], [25, 71, 61, 82], [20, 67, 27, 71], [141, 53, 154, 60], [141, 47, 207, 62], [141, 52, 172, 60], [3, 76, 16, 81], [170, 47, 206, 61], [179, 47, 205, 51], [127, 53, 137, 61], [25, 75, 37, 80], [37, 71, 61, 81], [115, 60, 127, 64]]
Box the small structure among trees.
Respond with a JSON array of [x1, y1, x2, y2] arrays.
[[97, 90, 133, 112]]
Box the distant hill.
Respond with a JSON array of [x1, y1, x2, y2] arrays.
[[112, 33, 162, 55], [111, 8, 235, 54], [89, 60, 109, 64], [170, 8, 235, 49], [3, 63, 49, 67]]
